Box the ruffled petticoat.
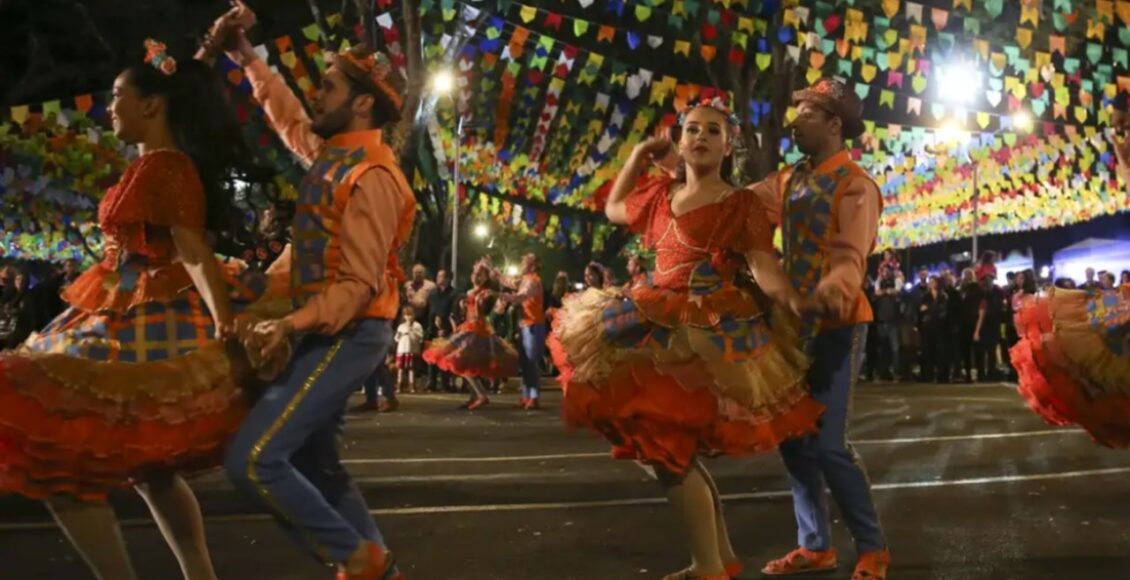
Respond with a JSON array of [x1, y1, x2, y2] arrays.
[[0, 260, 276, 500], [422, 319, 519, 381], [1011, 286, 1130, 447], [548, 279, 823, 475]]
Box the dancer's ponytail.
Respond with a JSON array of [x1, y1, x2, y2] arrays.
[[124, 58, 253, 239]]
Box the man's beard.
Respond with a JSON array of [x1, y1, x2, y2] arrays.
[[311, 102, 353, 139]]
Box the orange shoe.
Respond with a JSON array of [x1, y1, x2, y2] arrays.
[[516, 397, 529, 409], [761, 547, 838, 576], [334, 542, 397, 580], [723, 560, 743, 578], [851, 549, 890, 580], [466, 397, 490, 411], [523, 398, 541, 410]]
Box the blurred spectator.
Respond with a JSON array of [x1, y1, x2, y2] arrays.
[[1081, 267, 1099, 290], [425, 269, 457, 392], [941, 270, 963, 381], [584, 262, 607, 290], [974, 271, 1007, 381], [546, 271, 572, 311], [1100, 271, 1116, 290], [627, 255, 651, 291], [918, 276, 949, 383], [0, 271, 34, 349], [878, 248, 900, 279], [404, 264, 437, 324], [974, 251, 997, 283], [1121, 270, 1130, 285], [955, 268, 983, 383], [871, 268, 902, 381]]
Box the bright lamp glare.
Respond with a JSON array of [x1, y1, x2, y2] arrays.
[[430, 70, 455, 94], [473, 223, 489, 239], [935, 120, 969, 145], [505, 265, 520, 277], [1039, 265, 1051, 279], [1012, 111, 1033, 132], [937, 65, 980, 103], [573, 282, 585, 290]]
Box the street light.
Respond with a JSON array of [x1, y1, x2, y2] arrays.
[[505, 264, 520, 277], [430, 69, 455, 94], [937, 64, 981, 104], [928, 110, 1033, 264], [473, 223, 490, 239], [430, 69, 464, 284], [1011, 110, 1033, 132]]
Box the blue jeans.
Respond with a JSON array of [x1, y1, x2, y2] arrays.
[[518, 323, 545, 400], [874, 322, 900, 378], [224, 319, 393, 564], [778, 324, 886, 553]]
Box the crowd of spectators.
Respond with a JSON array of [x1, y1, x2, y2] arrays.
[[861, 249, 1128, 384]]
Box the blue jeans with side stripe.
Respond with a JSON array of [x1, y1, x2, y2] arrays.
[[778, 324, 886, 554], [519, 323, 546, 400], [224, 319, 392, 564]]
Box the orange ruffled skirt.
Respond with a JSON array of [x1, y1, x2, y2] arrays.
[[422, 319, 519, 380], [1011, 286, 1130, 447], [0, 262, 267, 501], [549, 286, 822, 475]]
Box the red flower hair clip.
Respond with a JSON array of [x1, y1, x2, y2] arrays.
[[144, 39, 177, 75]]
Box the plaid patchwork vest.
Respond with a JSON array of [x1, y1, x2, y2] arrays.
[[777, 151, 877, 333], [290, 129, 414, 320]]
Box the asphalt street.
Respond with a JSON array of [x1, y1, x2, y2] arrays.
[[3, 382, 1130, 580]]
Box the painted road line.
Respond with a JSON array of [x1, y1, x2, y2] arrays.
[[2, 464, 1128, 532], [339, 428, 1081, 465]]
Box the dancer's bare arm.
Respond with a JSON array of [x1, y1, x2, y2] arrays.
[[606, 137, 676, 224], [173, 227, 234, 339]]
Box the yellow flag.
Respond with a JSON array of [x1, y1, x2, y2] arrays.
[[674, 40, 691, 56], [881, 0, 899, 19], [519, 5, 536, 23], [9, 105, 28, 125], [976, 112, 990, 129], [1016, 28, 1032, 50]]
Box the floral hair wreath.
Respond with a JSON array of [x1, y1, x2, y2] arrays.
[[144, 39, 177, 75], [676, 96, 741, 138]]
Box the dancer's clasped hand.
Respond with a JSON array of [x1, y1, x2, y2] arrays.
[[250, 318, 294, 361]]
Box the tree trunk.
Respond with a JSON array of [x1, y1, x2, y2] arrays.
[[388, 0, 423, 156]]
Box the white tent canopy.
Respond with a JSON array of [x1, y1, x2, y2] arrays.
[[1053, 238, 1130, 282]]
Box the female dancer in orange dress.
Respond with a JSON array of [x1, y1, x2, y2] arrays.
[[1012, 111, 1130, 446], [0, 39, 265, 580], [423, 262, 520, 410], [1012, 283, 1130, 445], [548, 99, 823, 580]]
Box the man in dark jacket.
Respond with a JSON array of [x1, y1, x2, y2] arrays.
[[425, 269, 458, 392]]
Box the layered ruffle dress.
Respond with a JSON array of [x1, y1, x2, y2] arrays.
[[423, 287, 519, 380], [548, 174, 824, 475], [1011, 285, 1130, 447], [0, 150, 263, 500]]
